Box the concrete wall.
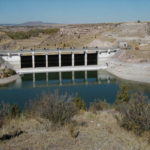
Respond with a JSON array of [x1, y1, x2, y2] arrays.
[[1, 49, 118, 72], [2, 55, 21, 70]]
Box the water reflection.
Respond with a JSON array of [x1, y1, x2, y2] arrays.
[[20, 70, 116, 88], [0, 70, 150, 108]]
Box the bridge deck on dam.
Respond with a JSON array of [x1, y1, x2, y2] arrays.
[[0, 47, 118, 54]]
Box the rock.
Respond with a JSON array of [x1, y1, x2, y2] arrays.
[[0, 130, 24, 141]]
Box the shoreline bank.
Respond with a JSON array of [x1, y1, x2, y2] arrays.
[[0, 74, 20, 85], [107, 59, 150, 84]]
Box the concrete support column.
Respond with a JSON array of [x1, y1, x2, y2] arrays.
[[18, 53, 21, 69], [97, 51, 99, 65], [108, 49, 111, 55], [72, 52, 74, 66], [59, 51, 61, 67], [46, 54, 48, 68], [7, 53, 10, 58], [84, 50, 87, 66], [32, 52, 35, 68]]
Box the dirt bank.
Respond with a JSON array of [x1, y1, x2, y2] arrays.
[[107, 59, 150, 84], [0, 74, 20, 85]]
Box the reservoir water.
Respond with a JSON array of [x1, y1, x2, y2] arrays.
[[0, 70, 150, 107]]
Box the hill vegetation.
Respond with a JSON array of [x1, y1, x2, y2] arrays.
[[6, 28, 59, 40]]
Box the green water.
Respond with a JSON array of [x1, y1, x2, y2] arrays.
[[0, 70, 150, 107]]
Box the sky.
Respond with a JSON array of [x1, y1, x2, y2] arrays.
[[0, 0, 150, 24]]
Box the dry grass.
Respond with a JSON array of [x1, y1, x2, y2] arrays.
[[15, 34, 49, 49], [0, 110, 149, 150], [119, 50, 150, 62]]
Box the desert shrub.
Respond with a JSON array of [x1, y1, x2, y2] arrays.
[[135, 46, 139, 50], [68, 121, 79, 138], [4, 68, 16, 76], [115, 85, 129, 105], [0, 68, 16, 78], [73, 97, 86, 111], [27, 92, 77, 125], [117, 93, 150, 135], [0, 102, 21, 120], [63, 43, 66, 48], [28, 29, 43, 37], [42, 28, 59, 34], [6, 31, 31, 39], [147, 22, 150, 35], [0, 102, 10, 128], [6, 28, 59, 40], [0, 102, 10, 118], [9, 104, 21, 118], [89, 100, 110, 113], [137, 20, 141, 23]]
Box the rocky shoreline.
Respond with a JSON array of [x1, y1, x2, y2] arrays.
[[0, 74, 20, 85]]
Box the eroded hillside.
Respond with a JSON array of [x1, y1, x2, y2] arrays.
[[0, 22, 150, 51]]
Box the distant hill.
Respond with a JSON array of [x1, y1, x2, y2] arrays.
[[0, 24, 16, 26], [17, 21, 58, 26]]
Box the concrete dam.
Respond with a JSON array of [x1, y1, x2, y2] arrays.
[[0, 48, 118, 74]]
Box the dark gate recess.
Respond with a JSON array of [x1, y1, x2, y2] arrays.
[[75, 54, 84, 66], [21, 56, 32, 68], [87, 53, 97, 65], [35, 55, 46, 67], [48, 55, 59, 67], [61, 54, 72, 66]]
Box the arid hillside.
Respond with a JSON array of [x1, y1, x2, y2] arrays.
[[0, 22, 150, 51]]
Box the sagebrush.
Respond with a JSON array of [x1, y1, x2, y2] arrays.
[[27, 92, 77, 125], [115, 85, 129, 105], [73, 97, 86, 111], [89, 100, 110, 113], [117, 93, 150, 135]]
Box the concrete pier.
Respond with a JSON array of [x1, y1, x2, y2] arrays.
[[72, 52, 74, 67], [46, 54, 48, 68], [85, 50, 87, 66], [59, 51, 61, 67]]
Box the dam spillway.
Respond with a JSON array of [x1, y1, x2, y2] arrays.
[[0, 48, 118, 74]]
